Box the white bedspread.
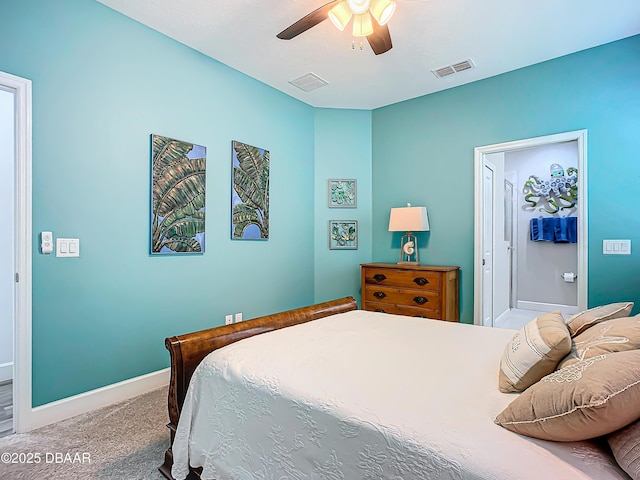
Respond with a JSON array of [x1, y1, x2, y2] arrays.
[[171, 310, 630, 480]]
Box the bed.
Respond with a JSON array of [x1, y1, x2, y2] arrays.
[[159, 296, 634, 480]]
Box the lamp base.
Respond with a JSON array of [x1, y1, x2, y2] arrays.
[[398, 233, 419, 264]]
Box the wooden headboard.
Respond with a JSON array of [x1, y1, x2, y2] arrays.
[[160, 296, 358, 479]]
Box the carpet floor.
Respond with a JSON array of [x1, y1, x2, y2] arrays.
[[0, 386, 169, 480]]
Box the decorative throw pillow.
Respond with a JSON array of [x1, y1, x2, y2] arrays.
[[564, 302, 634, 336], [495, 350, 640, 442], [498, 311, 571, 393], [608, 418, 640, 480], [558, 316, 640, 369]]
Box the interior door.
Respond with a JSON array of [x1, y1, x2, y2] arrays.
[[482, 163, 494, 327], [504, 172, 517, 309]]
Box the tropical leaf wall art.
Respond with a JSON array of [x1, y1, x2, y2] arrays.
[[151, 134, 206, 254], [231, 140, 269, 240]]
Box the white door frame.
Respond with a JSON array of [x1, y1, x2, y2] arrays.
[[1, 71, 32, 433], [473, 130, 588, 326]]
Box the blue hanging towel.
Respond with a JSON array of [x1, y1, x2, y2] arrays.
[[554, 216, 577, 243], [530, 217, 556, 242]]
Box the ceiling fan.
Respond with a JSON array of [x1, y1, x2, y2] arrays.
[[277, 0, 397, 55]]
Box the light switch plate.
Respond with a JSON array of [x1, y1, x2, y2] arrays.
[[56, 238, 80, 257], [603, 239, 631, 255]]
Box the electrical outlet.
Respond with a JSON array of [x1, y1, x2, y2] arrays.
[[234, 312, 243, 323], [225, 314, 233, 325]]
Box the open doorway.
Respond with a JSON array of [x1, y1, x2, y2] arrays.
[[0, 70, 32, 435], [0, 86, 14, 437], [473, 130, 588, 328]]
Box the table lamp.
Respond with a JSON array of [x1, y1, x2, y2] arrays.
[[388, 203, 430, 265]]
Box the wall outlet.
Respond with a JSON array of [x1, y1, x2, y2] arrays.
[[225, 314, 233, 325], [234, 312, 243, 323]]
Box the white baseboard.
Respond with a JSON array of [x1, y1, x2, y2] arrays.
[[22, 367, 170, 433], [517, 300, 579, 316], [0, 362, 12, 383]]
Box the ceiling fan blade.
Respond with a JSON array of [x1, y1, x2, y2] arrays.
[[367, 23, 393, 55], [277, 1, 341, 40]]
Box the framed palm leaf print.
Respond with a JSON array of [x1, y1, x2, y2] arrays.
[[231, 140, 270, 240], [151, 134, 206, 254]]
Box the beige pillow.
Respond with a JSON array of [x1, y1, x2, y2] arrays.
[[495, 350, 640, 441], [558, 316, 640, 369], [565, 302, 634, 336], [608, 419, 640, 480], [498, 311, 571, 393]]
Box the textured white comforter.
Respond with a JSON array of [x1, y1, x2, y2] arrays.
[[171, 310, 630, 480]]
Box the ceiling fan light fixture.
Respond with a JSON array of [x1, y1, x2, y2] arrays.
[[352, 13, 374, 37], [370, 0, 396, 26], [328, 1, 353, 31], [347, 0, 372, 15]]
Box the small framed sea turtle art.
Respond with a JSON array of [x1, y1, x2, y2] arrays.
[[231, 140, 270, 240], [328, 179, 357, 208], [150, 134, 206, 254]]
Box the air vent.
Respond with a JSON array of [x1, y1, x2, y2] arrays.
[[289, 73, 329, 92], [432, 59, 476, 78]]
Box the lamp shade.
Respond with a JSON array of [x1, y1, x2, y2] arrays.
[[388, 205, 430, 232], [328, 1, 353, 31], [352, 12, 373, 36], [370, 0, 396, 25]]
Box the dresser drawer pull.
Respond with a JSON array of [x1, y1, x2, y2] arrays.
[[373, 274, 387, 282], [413, 277, 429, 286], [373, 291, 387, 299], [413, 296, 429, 305], [374, 308, 387, 313]]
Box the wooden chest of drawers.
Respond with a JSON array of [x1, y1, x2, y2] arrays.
[[360, 263, 460, 321]]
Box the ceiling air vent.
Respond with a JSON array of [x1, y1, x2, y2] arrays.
[[432, 59, 476, 79], [289, 73, 329, 92]]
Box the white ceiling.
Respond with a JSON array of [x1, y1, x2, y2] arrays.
[[97, 0, 640, 110]]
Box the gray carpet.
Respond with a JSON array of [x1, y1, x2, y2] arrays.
[[0, 386, 170, 479]]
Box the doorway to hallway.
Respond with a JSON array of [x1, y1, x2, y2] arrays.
[[0, 70, 32, 435]]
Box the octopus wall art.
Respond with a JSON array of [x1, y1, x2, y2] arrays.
[[523, 163, 578, 214]]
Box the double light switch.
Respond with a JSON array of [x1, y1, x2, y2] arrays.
[[56, 238, 80, 257], [40, 231, 81, 257]]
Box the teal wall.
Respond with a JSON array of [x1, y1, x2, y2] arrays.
[[0, 0, 328, 406], [372, 35, 640, 323], [314, 109, 372, 305]]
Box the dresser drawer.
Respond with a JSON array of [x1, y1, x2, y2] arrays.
[[366, 302, 443, 319], [362, 268, 441, 291], [363, 285, 440, 313]]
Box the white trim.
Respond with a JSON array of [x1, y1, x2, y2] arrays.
[[474, 130, 588, 326], [516, 301, 579, 316], [0, 71, 32, 434], [27, 368, 169, 431], [0, 362, 12, 383]]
